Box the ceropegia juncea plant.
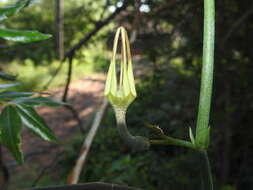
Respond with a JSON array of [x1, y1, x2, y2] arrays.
[[105, 0, 215, 186], [105, 27, 197, 151], [0, 0, 63, 164]]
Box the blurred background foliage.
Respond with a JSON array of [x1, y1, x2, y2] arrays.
[[1, 0, 253, 189]]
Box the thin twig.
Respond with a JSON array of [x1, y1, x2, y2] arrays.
[[55, 0, 64, 60], [67, 98, 108, 184], [61, 56, 85, 134], [62, 56, 73, 102]]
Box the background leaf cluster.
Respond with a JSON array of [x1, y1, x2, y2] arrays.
[[0, 0, 63, 164]]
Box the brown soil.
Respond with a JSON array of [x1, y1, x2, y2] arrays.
[[3, 74, 106, 189]]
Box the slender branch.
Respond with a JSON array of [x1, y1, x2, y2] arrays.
[[195, 0, 215, 148], [55, 0, 64, 60], [26, 182, 143, 190], [62, 56, 73, 102], [67, 99, 108, 184], [61, 55, 85, 134]]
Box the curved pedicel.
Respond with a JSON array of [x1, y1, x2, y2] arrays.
[[114, 106, 150, 151]]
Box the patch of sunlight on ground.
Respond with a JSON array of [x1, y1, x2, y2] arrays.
[[4, 58, 96, 92], [4, 43, 109, 92]]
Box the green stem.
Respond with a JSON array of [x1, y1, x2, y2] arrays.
[[114, 106, 150, 151], [195, 0, 215, 147], [150, 138, 196, 150], [145, 123, 196, 149], [202, 150, 214, 190], [114, 106, 197, 151]]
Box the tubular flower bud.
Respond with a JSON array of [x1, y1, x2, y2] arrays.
[[104, 26, 137, 109]]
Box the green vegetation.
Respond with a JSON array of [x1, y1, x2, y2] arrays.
[[0, 0, 64, 164], [0, 0, 253, 189], [4, 52, 104, 92]]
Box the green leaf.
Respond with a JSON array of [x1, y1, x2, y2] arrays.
[[16, 104, 57, 142], [0, 83, 20, 89], [0, 72, 16, 81], [0, 91, 34, 99], [0, 0, 29, 21], [13, 96, 68, 107], [0, 28, 52, 43], [0, 105, 23, 164]]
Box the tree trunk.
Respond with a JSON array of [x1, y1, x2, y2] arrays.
[[55, 0, 64, 60]]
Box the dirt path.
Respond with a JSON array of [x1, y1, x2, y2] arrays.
[[4, 74, 106, 189]]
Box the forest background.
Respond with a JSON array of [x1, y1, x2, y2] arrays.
[[0, 0, 252, 190]]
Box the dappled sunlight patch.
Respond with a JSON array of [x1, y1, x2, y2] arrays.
[[79, 107, 94, 118]]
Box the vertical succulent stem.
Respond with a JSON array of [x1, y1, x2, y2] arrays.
[[196, 0, 215, 189], [195, 0, 215, 148]]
